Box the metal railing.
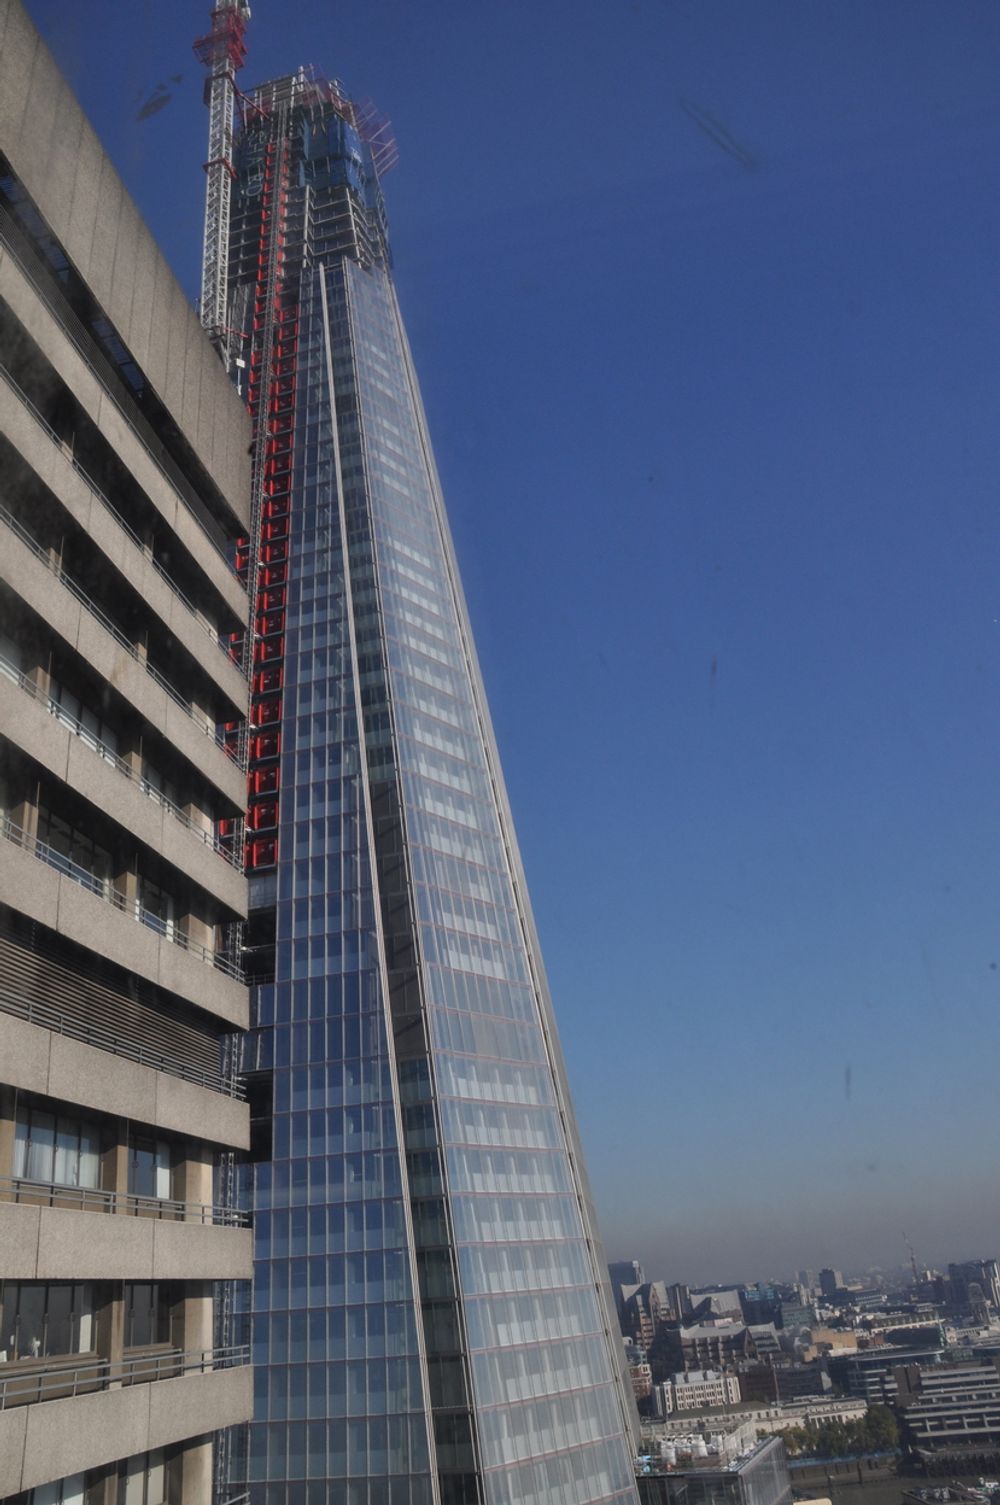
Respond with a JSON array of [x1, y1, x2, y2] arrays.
[[0, 983, 245, 1098], [0, 358, 248, 671], [0, 815, 244, 981], [0, 654, 245, 869], [0, 1174, 250, 1226], [0, 500, 247, 769], [0, 1344, 249, 1410]]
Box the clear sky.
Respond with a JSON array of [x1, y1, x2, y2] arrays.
[[24, 0, 1000, 1286]]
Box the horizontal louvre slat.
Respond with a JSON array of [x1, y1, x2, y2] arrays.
[[0, 928, 243, 1097]]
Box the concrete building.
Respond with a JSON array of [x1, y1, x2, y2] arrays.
[[0, 1, 253, 1497], [819, 1270, 844, 1301], [827, 1345, 946, 1403], [637, 1436, 793, 1505], [668, 1371, 742, 1413], [896, 1358, 1000, 1465], [653, 1321, 755, 1377]]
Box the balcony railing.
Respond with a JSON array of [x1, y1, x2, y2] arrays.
[[0, 358, 248, 669], [0, 500, 247, 770], [0, 215, 245, 587], [0, 814, 244, 981], [0, 1343, 249, 1410], [0, 652, 245, 869], [0, 1174, 250, 1226]]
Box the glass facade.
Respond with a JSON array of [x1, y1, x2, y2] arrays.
[[230, 69, 638, 1505]]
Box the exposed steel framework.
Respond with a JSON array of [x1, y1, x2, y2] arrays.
[[194, 0, 251, 367]]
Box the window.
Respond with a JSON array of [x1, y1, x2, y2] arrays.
[[31, 1475, 86, 1505], [0, 1283, 94, 1360], [139, 760, 177, 810], [137, 877, 176, 940], [34, 807, 113, 898], [13, 1105, 101, 1190], [127, 1136, 171, 1201], [0, 631, 23, 683], [121, 1450, 166, 1505], [123, 1284, 173, 1349], [51, 681, 119, 760]]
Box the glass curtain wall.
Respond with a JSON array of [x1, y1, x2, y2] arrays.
[[235, 78, 638, 1505], [312, 248, 637, 1505]]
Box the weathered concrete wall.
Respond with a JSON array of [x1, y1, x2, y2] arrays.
[[0, 0, 251, 529]]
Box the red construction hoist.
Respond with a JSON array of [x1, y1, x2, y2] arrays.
[[221, 120, 300, 876]]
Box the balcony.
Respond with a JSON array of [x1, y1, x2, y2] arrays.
[[0, 1175, 248, 1227], [0, 651, 245, 873], [0, 1349, 252, 1495], [0, 815, 243, 982], [0, 499, 247, 771]]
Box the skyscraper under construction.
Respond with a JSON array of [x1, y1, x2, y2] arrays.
[[198, 12, 640, 1501]]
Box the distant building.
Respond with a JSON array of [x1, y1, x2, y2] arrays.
[[949, 1260, 1000, 1315], [819, 1269, 845, 1300], [690, 1289, 745, 1321], [637, 1436, 793, 1505], [737, 1361, 832, 1403], [652, 1321, 754, 1377], [747, 1324, 783, 1360], [896, 1357, 1000, 1464], [611, 1260, 647, 1294], [827, 1345, 945, 1403], [668, 1370, 742, 1412], [779, 1300, 817, 1332], [670, 1283, 694, 1320], [631, 1362, 654, 1403]]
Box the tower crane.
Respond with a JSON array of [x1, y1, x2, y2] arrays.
[[194, 1, 251, 369], [903, 1232, 921, 1286]]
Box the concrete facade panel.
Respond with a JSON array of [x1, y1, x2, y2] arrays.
[[1, 6, 249, 528], [17, 1383, 151, 1492], [0, 2, 37, 160], [160, 279, 191, 430], [0, 1014, 53, 1097], [0, 527, 83, 649], [36, 1204, 155, 1281], [159, 818, 247, 921], [150, 1221, 253, 1282], [65, 123, 104, 271], [146, 1366, 252, 1453], [0, 254, 105, 417], [64, 734, 168, 854], [161, 697, 246, 810], [0, 1202, 42, 1278], [126, 220, 156, 375], [41, 1034, 247, 1151], [41, 86, 85, 246], [0, 1406, 28, 1499], [154, 941, 248, 1032], [0, 672, 71, 784], [54, 872, 161, 978], [83, 155, 123, 315], [0, 839, 61, 932], [153, 1074, 250, 1152], [107, 193, 141, 354], [47, 1033, 157, 1125]]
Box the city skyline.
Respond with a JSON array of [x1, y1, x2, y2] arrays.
[[22, 0, 1000, 1282]]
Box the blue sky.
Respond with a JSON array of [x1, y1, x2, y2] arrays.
[[25, 0, 1000, 1284]]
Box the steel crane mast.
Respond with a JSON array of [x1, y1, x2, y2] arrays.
[[194, 1, 251, 368]]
